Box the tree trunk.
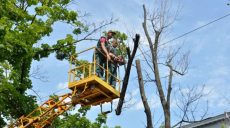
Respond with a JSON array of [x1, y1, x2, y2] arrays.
[[135, 60, 153, 128], [115, 34, 140, 115], [164, 104, 171, 128], [142, 4, 171, 128]]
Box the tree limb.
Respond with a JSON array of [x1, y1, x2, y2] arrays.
[[115, 34, 140, 115], [136, 59, 153, 128]]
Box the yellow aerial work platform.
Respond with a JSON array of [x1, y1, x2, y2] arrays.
[[69, 47, 121, 106], [69, 75, 120, 106], [10, 47, 121, 128]]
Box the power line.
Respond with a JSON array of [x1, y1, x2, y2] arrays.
[[136, 12, 230, 57], [35, 12, 230, 104]]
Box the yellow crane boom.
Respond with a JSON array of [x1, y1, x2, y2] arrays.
[[10, 47, 121, 128], [11, 93, 72, 128]]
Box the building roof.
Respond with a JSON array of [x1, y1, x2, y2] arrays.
[[181, 112, 230, 128]]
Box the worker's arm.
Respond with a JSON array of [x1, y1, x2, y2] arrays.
[[109, 52, 118, 60], [109, 52, 115, 58], [100, 38, 111, 61]]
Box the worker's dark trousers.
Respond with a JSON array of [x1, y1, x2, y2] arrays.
[[108, 63, 117, 88], [95, 53, 107, 78]]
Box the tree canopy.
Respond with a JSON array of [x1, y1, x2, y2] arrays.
[[0, 0, 87, 126], [51, 106, 109, 128], [0, 0, 129, 127]]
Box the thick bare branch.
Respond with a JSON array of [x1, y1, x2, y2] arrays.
[[143, 4, 166, 105], [143, 3, 171, 127], [115, 34, 140, 115], [166, 63, 173, 104], [142, 5, 154, 48], [142, 1, 183, 127], [136, 60, 153, 128]]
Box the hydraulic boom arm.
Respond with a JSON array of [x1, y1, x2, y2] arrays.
[[10, 93, 73, 128]]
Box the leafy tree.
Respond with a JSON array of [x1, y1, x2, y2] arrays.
[[159, 124, 165, 128], [221, 123, 226, 128], [50, 106, 111, 128], [0, 0, 114, 126], [114, 126, 122, 128], [0, 60, 37, 126]]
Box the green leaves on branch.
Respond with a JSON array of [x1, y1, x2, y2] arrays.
[[113, 31, 128, 42], [26, 0, 39, 6], [34, 34, 76, 61], [0, 62, 36, 122], [54, 34, 76, 60], [0, 0, 86, 126], [73, 28, 82, 35], [51, 106, 109, 128]]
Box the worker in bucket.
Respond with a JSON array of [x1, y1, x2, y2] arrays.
[[95, 30, 116, 78]]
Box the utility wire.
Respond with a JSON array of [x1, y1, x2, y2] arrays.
[[136, 12, 230, 57], [35, 12, 230, 104]]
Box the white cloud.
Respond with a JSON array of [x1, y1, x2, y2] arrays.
[[131, 88, 140, 97], [57, 82, 68, 89], [135, 100, 144, 110], [192, 39, 204, 54], [134, 95, 161, 111], [194, 21, 206, 28], [149, 96, 161, 109], [211, 66, 230, 78], [217, 99, 228, 108], [170, 98, 177, 109], [206, 55, 230, 79], [202, 79, 230, 109]]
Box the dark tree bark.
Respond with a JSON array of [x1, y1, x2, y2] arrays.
[[141, 1, 206, 127], [115, 34, 140, 115], [136, 60, 153, 128], [142, 4, 172, 128]]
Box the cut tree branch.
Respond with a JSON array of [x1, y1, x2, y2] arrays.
[[136, 59, 153, 128], [115, 34, 140, 115]]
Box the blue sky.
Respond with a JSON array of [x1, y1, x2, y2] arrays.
[[29, 0, 230, 127]]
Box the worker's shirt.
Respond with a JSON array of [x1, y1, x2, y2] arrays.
[[96, 37, 109, 54], [110, 46, 118, 57], [110, 46, 119, 67]]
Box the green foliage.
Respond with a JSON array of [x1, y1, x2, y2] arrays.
[[0, 0, 122, 127], [114, 126, 122, 128], [0, 0, 87, 126], [91, 114, 107, 128], [35, 34, 77, 61], [0, 118, 6, 128], [0, 63, 37, 125], [49, 94, 60, 102], [113, 31, 128, 58], [50, 107, 108, 128], [221, 122, 226, 128], [159, 122, 165, 128], [103, 30, 128, 58]]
